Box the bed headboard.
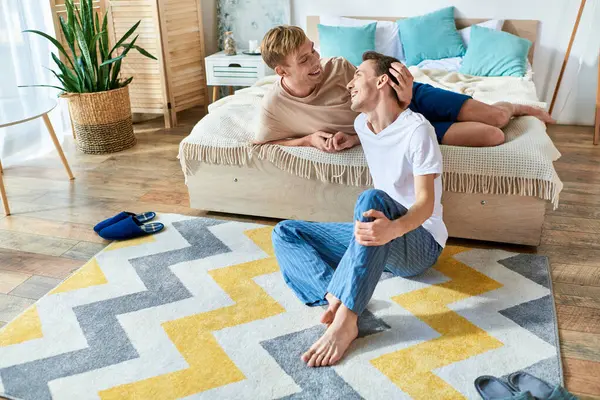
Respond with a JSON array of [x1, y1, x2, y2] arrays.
[[306, 16, 539, 64]]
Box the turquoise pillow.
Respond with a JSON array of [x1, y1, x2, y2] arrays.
[[460, 25, 531, 77], [317, 23, 376, 66], [397, 7, 465, 66]]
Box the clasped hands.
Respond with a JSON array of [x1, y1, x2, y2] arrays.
[[308, 131, 359, 153]]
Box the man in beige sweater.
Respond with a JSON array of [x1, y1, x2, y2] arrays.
[[255, 25, 554, 149]]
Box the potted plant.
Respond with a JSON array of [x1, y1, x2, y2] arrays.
[[23, 0, 156, 154]]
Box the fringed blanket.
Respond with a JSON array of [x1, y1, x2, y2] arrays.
[[179, 68, 563, 207]]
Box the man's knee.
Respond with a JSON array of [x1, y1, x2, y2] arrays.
[[355, 189, 389, 220], [482, 126, 505, 146], [272, 220, 300, 243], [357, 189, 387, 208], [490, 105, 512, 128]]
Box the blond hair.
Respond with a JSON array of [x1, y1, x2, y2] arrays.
[[261, 25, 307, 69]]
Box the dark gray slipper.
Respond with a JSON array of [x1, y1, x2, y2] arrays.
[[475, 375, 519, 399], [508, 372, 578, 400]]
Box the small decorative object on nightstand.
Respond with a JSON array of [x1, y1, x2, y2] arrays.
[[223, 31, 237, 55], [205, 51, 274, 102]]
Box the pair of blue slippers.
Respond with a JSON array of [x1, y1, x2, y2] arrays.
[[93, 211, 164, 240], [475, 372, 578, 400]]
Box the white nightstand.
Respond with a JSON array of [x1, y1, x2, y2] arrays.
[[205, 51, 274, 102]]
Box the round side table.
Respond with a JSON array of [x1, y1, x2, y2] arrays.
[[0, 94, 75, 216]]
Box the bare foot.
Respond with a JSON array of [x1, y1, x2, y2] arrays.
[[320, 293, 342, 325], [515, 104, 556, 124], [302, 305, 359, 367]]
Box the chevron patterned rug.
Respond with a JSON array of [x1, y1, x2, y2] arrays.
[[0, 214, 562, 400]]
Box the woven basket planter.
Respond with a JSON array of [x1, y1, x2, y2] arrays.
[[63, 86, 136, 154]]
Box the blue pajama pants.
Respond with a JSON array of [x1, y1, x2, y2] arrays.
[[272, 189, 443, 315]]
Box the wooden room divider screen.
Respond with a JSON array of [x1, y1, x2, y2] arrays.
[[49, 0, 208, 128]]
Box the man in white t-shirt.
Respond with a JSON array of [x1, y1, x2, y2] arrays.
[[272, 51, 446, 368]]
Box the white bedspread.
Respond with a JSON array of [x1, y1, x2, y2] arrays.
[[417, 57, 534, 78], [179, 67, 562, 207]]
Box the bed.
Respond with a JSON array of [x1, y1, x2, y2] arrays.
[[178, 17, 563, 246]]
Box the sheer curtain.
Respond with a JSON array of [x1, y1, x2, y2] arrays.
[[0, 0, 70, 168]]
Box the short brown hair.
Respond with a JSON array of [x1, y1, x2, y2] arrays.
[[362, 51, 400, 85], [261, 25, 307, 69]]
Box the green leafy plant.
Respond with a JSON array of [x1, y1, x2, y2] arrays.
[[23, 0, 156, 93]]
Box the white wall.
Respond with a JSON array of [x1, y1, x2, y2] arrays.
[[290, 0, 600, 126]]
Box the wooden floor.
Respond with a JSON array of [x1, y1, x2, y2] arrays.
[[0, 109, 599, 398]]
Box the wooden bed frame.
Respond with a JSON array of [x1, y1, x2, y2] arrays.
[[188, 159, 546, 245], [186, 17, 547, 246]]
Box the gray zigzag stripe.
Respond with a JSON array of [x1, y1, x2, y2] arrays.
[[497, 254, 562, 387], [0, 218, 230, 400], [501, 357, 561, 388], [498, 254, 550, 289], [499, 295, 556, 346], [498, 296, 561, 387]]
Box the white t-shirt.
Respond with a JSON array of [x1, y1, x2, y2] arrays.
[[355, 109, 448, 247]]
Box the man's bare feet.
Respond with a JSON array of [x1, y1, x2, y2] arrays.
[[302, 305, 359, 367], [515, 104, 556, 124], [320, 293, 342, 325]]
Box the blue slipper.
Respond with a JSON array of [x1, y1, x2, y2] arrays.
[[98, 216, 164, 240], [94, 212, 156, 233]]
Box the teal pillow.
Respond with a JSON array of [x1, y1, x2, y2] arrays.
[[317, 23, 376, 66], [460, 25, 531, 77], [397, 7, 465, 66]]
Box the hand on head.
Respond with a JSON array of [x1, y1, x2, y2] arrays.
[[388, 62, 414, 108], [348, 52, 414, 113]]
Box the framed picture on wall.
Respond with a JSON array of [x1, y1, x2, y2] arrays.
[[217, 0, 291, 51]]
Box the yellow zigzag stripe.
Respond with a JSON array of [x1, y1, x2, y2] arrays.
[[371, 246, 504, 400], [0, 306, 44, 347], [49, 258, 108, 295], [105, 234, 156, 251], [100, 226, 283, 399]]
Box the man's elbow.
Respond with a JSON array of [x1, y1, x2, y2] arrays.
[[253, 130, 268, 144], [253, 130, 276, 145], [425, 205, 435, 220], [420, 197, 436, 219]]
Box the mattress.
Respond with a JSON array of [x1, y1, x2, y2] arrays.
[[179, 67, 563, 207]]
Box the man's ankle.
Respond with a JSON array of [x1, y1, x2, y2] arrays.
[[325, 292, 341, 305], [336, 304, 358, 322]]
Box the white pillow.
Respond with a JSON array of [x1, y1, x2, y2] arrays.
[[417, 57, 463, 72], [459, 19, 504, 47], [319, 16, 404, 61]]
